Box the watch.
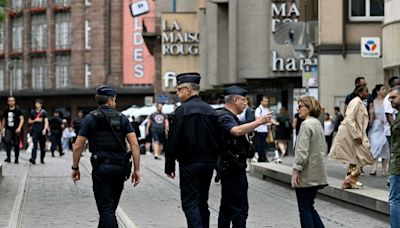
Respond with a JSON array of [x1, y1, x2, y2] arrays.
[[71, 166, 79, 171]]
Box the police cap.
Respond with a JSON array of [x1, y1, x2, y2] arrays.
[[176, 72, 201, 85], [96, 86, 117, 97], [224, 85, 247, 97]]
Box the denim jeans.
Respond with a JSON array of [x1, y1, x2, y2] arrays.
[[389, 175, 400, 228], [295, 187, 325, 228], [180, 162, 215, 228]]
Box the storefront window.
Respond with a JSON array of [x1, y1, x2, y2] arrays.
[[349, 0, 384, 21]]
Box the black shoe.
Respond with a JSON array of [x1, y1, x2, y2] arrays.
[[41, 159, 45, 164], [14, 160, 19, 164], [29, 158, 36, 165], [4, 158, 11, 163], [51, 153, 55, 157], [60, 152, 65, 157]]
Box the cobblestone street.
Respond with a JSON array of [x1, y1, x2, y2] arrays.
[[0, 150, 390, 227]]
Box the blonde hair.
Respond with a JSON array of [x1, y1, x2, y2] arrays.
[[298, 96, 322, 118]]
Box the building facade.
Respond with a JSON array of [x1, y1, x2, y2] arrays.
[[319, 0, 384, 110], [383, 0, 400, 78], [0, 0, 153, 120]]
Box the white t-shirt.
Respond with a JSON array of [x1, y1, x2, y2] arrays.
[[254, 105, 269, 133], [384, 94, 397, 136], [324, 120, 335, 136]]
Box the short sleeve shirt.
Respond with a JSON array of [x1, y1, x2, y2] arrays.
[[254, 105, 269, 133], [29, 109, 48, 132], [2, 107, 23, 130], [218, 113, 238, 134], [149, 112, 167, 132], [384, 94, 397, 136]]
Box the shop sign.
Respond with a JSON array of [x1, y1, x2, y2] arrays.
[[361, 37, 380, 58]]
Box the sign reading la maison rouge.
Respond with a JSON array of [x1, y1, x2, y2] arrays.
[[271, 0, 300, 32], [162, 20, 199, 56]]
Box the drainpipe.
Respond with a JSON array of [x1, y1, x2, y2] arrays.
[[171, 0, 176, 12], [342, 0, 346, 58]]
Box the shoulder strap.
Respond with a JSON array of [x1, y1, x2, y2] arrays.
[[97, 109, 126, 152], [217, 108, 240, 125]]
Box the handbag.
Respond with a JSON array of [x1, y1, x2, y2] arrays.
[[266, 125, 274, 144]]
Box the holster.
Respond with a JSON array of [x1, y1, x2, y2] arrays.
[[220, 151, 246, 175], [90, 152, 133, 181]]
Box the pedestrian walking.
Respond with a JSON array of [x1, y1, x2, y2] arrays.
[[217, 85, 272, 228], [28, 99, 49, 164], [49, 110, 65, 157], [165, 72, 222, 228], [387, 85, 400, 228], [275, 107, 292, 162], [291, 96, 328, 228], [343, 77, 374, 120], [323, 113, 334, 154], [72, 110, 84, 143], [254, 96, 272, 162], [368, 84, 389, 176], [333, 106, 344, 133], [1, 96, 24, 164], [146, 103, 169, 159], [71, 86, 140, 228], [329, 84, 374, 188], [238, 97, 255, 124]]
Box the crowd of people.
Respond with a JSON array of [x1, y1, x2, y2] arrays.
[[2, 97, 82, 164]]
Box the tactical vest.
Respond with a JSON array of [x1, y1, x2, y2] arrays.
[[217, 108, 255, 159], [88, 109, 126, 153]]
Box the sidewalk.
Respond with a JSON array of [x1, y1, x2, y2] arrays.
[[249, 155, 390, 215]]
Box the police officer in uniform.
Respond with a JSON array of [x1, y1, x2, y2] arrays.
[[71, 86, 141, 228], [218, 86, 272, 228], [165, 72, 222, 228]]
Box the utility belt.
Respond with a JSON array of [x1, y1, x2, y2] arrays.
[[219, 150, 247, 175], [90, 151, 132, 181]]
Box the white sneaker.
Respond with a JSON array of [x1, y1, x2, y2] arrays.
[[275, 158, 282, 163]]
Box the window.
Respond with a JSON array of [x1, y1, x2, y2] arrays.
[[85, 20, 91, 50], [0, 23, 4, 52], [54, 0, 71, 7], [12, 17, 23, 52], [31, 0, 47, 8], [55, 13, 71, 49], [55, 55, 70, 88], [12, 59, 23, 91], [31, 57, 47, 89], [32, 15, 47, 51], [349, 0, 384, 21], [85, 64, 91, 88], [0, 61, 4, 91], [85, 0, 91, 6], [12, 0, 24, 11]]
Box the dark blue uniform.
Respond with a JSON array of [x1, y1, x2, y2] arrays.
[[218, 109, 249, 228], [79, 106, 134, 228], [165, 95, 222, 228], [29, 109, 48, 163]]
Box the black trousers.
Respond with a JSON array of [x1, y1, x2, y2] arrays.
[[5, 129, 20, 162], [180, 162, 215, 228], [49, 132, 62, 155], [31, 131, 46, 161], [92, 163, 125, 228], [218, 169, 248, 228]]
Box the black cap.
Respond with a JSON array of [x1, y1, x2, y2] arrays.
[[176, 72, 201, 85], [224, 85, 248, 97], [96, 86, 117, 97]]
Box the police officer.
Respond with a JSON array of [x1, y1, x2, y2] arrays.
[[165, 72, 222, 228], [218, 86, 272, 228], [71, 86, 141, 228]]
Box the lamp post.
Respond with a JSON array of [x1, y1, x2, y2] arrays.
[[7, 60, 14, 97]]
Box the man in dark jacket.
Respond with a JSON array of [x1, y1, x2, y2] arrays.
[[165, 72, 222, 228]]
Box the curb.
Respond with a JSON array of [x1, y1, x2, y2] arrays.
[[249, 162, 389, 215]]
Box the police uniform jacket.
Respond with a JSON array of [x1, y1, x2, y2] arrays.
[[165, 95, 221, 174]]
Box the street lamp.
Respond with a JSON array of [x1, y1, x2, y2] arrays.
[[7, 60, 14, 97]]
